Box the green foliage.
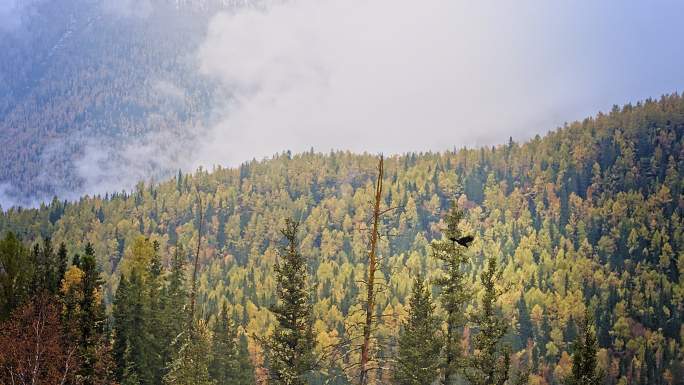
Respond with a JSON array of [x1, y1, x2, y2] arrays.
[[265, 219, 316, 385], [158, 245, 190, 378], [515, 293, 533, 351], [394, 274, 442, 385], [210, 303, 254, 385], [566, 312, 602, 385], [0, 232, 32, 319], [113, 237, 159, 384], [163, 321, 216, 385], [1, 236, 115, 384], [465, 256, 510, 385], [432, 204, 473, 384], [2, 95, 684, 384]]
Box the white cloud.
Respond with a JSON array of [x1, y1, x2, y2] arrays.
[[194, 0, 684, 168]]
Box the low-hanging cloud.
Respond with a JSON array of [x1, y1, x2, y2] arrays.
[[194, 0, 684, 168]]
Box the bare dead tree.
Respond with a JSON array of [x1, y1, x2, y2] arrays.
[[313, 156, 402, 385], [358, 155, 384, 385]]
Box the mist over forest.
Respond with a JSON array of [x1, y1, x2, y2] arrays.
[[1, 1, 684, 385]]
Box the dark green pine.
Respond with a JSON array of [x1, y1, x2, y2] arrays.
[[394, 274, 442, 385], [266, 218, 315, 385]]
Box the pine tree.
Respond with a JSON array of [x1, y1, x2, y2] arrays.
[[432, 203, 473, 385], [78, 243, 111, 385], [147, 241, 166, 384], [0, 232, 32, 320], [113, 269, 155, 385], [565, 311, 602, 385], [112, 237, 162, 384], [56, 242, 68, 289], [516, 293, 533, 352], [465, 256, 510, 385], [126, 270, 155, 384], [42, 238, 59, 294], [113, 274, 131, 382], [159, 245, 189, 378], [56, 243, 113, 385], [265, 218, 315, 385], [394, 274, 442, 385], [30, 238, 57, 295], [237, 333, 256, 385], [163, 321, 216, 385], [210, 303, 254, 385]]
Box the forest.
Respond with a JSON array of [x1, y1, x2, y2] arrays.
[[0, 94, 683, 385], [0, 0, 222, 203]]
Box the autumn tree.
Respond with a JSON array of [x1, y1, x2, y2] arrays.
[[0, 294, 80, 385]]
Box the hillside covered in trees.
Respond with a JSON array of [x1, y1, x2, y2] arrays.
[[0, 0, 240, 204], [1, 95, 683, 385]]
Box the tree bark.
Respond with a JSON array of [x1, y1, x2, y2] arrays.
[[359, 156, 383, 385]]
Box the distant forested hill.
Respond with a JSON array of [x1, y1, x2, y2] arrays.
[[0, 0, 239, 203], [1, 95, 683, 384]]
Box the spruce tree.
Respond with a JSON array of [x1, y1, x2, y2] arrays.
[[78, 244, 110, 385], [30, 238, 56, 295], [566, 311, 602, 385], [432, 204, 473, 385], [465, 256, 510, 385], [56, 242, 68, 289], [112, 237, 161, 384], [113, 274, 131, 381], [516, 293, 533, 351], [394, 274, 442, 385], [42, 238, 59, 294], [159, 246, 189, 377], [210, 303, 254, 385], [0, 232, 32, 320], [163, 321, 215, 385], [113, 270, 154, 384], [126, 270, 155, 385], [147, 241, 166, 384], [265, 218, 315, 385], [237, 333, 256, 385]]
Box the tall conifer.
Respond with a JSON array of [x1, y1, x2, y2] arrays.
[[465, 256, 510, 385], [432, 204, 473, 385], [265, 218, 315, 385], [566, 311, 602, 385], [394, 274, 442, 385]]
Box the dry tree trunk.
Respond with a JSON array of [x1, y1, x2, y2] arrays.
[[359, 155, 384, 385]]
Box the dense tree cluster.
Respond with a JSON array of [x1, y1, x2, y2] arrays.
[[1, 95, 683, 384]]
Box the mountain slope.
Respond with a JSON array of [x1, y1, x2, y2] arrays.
[[2, 95, 684, 383], [0, 0, 235, 205]]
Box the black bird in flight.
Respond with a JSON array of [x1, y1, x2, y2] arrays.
[[449, 235, 474, 247]]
